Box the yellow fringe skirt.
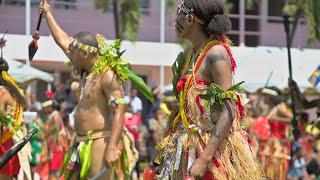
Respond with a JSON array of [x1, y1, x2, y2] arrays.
[[156, 121, 265, 179]]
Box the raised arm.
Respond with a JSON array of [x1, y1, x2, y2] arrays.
[[39, 0, 70, 51], [267, 103, 292, 123], [101, 70, 125, 167], [289, 79, 320, 109], [306, 99, 320, 109], [190, 45, 237, 177]]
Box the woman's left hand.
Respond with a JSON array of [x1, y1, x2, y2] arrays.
[[189, 156, 209, 177]]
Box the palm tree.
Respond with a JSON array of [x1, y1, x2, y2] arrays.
[[283, 0, 320, 45], [231, 0, 320, 46], [93, 0, 141, 41], [94, 0, 176, 42]]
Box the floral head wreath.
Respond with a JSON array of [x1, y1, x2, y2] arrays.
[[177, 0, 206, 25], [68, 37, 98, 54]]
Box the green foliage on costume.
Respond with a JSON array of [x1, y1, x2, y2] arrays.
[[125, 68, 155, 103], [79, 131, 93, 179], [93, 37, 129, 81], [0, 109, 16, 134], [60, 150, 72, 179], [94, 34, 154, 103], [200, 81, 244, 113], [172, 52, 186, 99], [120, 148, 130, 178]]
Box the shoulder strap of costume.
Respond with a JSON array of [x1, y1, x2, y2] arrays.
[[192, 42, 236, 77], [221, 43, 237, 72], [192, 41, 220, 76]]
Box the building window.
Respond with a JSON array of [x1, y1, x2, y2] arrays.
[[230, 17, 239, 31], [3, 0, 77, 9], [140, 0, 150, 15], [228, 34, 239, 46], [245, 35, 259, 47], [140, 0, 150, 9], [4, 0, 41, 7], [4, 0, 26, 6], [268, 0, 285, 22], [245, 19, 259, 31], [54, 0, 77, 10]]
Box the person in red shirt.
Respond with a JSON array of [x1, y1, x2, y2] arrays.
[[260, 87, 293, 180]]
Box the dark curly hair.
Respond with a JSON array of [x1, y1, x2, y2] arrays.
[[72, 32, 98, 48], [184, 0, 231, 35]]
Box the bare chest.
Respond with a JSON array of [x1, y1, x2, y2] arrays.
[[78, 74, 103, 107]]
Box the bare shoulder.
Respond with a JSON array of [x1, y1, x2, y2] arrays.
[[100, 69, 118, 86], [205, 45, 233, 90], [100, 69, 124, 96], [0, 87, 14, 105], [205, 44, 230, 65], [0, 86, 9, 94], [0, 87, 13, 99]]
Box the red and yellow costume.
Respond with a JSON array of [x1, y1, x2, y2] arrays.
[[156, 38, 264, 179], [0, 71, 25, 176], [260, 118, 291, 180]]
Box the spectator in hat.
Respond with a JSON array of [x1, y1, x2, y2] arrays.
[[125, 88, 143, 115], [142, 83, 161, 127]]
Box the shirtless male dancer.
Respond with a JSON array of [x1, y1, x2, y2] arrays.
[[40, 1, 130, 178]]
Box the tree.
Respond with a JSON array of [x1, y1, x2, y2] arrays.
[[94, 0, 176, 41], [94, 0, 141, 41], [283, 0, 320, 45], [228, 0, 320, 46]]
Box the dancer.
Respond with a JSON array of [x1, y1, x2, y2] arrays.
[[155, 0, 264, 179], [0, 59, 31, 179], [39, 0, 140, 178], [260, 87, 292, 180]]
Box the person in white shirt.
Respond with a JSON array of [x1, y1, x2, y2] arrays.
[[125, 88, 143, 115]]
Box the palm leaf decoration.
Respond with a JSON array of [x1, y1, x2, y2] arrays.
[[172, 52, 185, 98], [200, 81, 244, 113], [0, 108, 16, 134], [94, 34, 154, 103]]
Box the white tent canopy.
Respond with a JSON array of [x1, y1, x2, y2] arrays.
[[1, 34, 319, 92], [234, 47, 320, 92], [6, 57, 54, 83], [1, 34, 182, 66]]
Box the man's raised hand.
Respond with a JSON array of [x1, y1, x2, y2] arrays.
[[39, 0, 51, 18]]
